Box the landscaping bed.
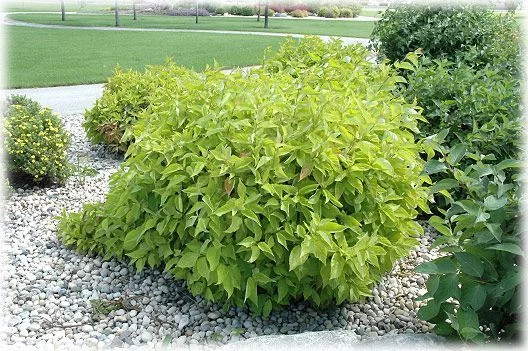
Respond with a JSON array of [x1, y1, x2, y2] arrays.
[[2, 112, 441, 349]]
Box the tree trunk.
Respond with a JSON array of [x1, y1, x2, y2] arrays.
[[61, 0, 65, 21], [114, 0, 120, 27], [264, 0, 269, 28], [257, 0, 261, 22], [133, 1, 137, 20], [196, 0, 199, 24]]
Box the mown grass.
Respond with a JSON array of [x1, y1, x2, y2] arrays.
[[8, 13, 376, 38], [6, 26, 286, 88]]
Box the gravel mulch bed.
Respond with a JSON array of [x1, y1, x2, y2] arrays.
[[1, 113, 442, 350]]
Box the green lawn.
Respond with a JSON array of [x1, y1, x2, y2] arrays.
[[8, 13, 376, 38], [6, 26, 286, 88], [5, 0, 118, 12]]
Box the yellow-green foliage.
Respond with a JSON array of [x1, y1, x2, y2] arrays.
[[3, 95, 70, 185], [58, 37, 429, 316], [83, 61, 198, 151]]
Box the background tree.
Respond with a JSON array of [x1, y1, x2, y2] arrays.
[[114, 0, 120, 27], [257, 0, 261, 22], [133, 0, 137, 20], [60, 0, 65, 21], [264, 0, 269, 28]]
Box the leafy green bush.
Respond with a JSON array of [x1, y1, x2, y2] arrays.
[[350, 3, 362, 17], [228, 5, 255, 16], [263, 36, 364, 78], [290, 9, 308, 18], [3, 95, 70, 185], [328, 6, 341, 18], [58, 37, 429, 316], [402, 56, 522, 162], [83, 61, 197, 151], [340, 8, 352, 18], [369, 5, 521, 74], [317, 6, 330, 17], [417, 134, 522, 342]]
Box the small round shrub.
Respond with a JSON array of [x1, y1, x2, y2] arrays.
[[228, 5, 254, 16], [340, 8, 352, 18], [290, 9, 308, 18], [58, 37, 429, 316], [3, 95, 70, 185], [370, 4, 521, 73], [329, 6, 341, 18], [350, 3, 362, 17], [317, 6, 330, 17]]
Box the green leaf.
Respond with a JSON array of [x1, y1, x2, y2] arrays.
[[495, 159, 522, 170], [424, 160, 448, 175], [244, 277, 258, 305], [196, 256, 210, 280], [289, 245, 304, 271], [330, 253, 345, 280], [249, 246, 260, 263], [418, 300, 441, 321], [457, 308, 480, 340], [483, 196, 508, 211], [217, 264, 234, 297], [429, 179, 459, 194], [177, 251, 199, 268], [123, 229, 142, 251], [318, 221, 346, 233], [434, 273, 459, 301], [415, 257, 456, 274], [395, 61, 415, 71], [215, 199, 239, 216], [262, 299, 273, 318], [487, 243, 524, 256], [485, 223, 503, 241], [460, 284, 486, 311], [277, 278, 289, 302], [125, 247, 148, 260], [253, 272, 275, 284], [225, 216, 243, 233], [206, 245, 221, 271], [426, 275, 440, 295], [454, 252, 484, 278], [497, 270, 522, 292], [447, 144, 466, 166], [428, 217, 452, 237]]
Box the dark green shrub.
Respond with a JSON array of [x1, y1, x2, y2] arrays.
[[58, 37, 429, 316], [83, 61, 197, 151], [402, 56, 522, 162], [369, 5, 521, 74], [228, 6, 254, 16], [417, 135, 522, 343], [3, 95, 70, 185]]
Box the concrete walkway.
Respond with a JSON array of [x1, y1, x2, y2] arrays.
[[2, 84, 104, 115]]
